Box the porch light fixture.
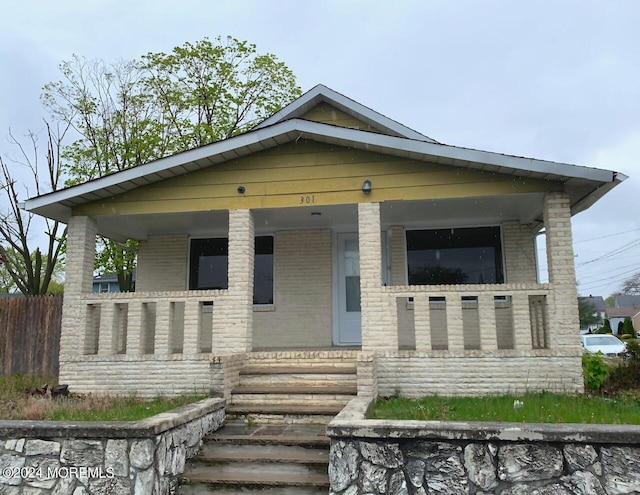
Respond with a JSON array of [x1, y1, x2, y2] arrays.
[[362, 179, 372, 194]]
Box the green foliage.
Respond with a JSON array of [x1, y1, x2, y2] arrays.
[[368, 392, 640, 424], [582, 351, 609, 391], [578, 297, 599, 328], [594, 319, 613, 334], [622, 317, 635, 336], [620, 334, 634, 340], [42, 36, 301, 282], [604, 340, 640, 392]]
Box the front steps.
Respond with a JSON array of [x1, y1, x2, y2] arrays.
[[180, 352, 357, 493], [179, 420, 330, 494], [226, 352, 358, 418]]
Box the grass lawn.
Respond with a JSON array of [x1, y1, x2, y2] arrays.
[[0, 375, 207, 421], [368, 391, 640, 425]]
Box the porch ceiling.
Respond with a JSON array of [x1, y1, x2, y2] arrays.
[[95, 194, 544, 240]]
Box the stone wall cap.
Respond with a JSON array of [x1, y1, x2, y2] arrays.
[[0, 397, 224, 439], [328, 396, 640, 445]]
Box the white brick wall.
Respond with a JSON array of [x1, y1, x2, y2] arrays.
[[253, 229, 333, 348], [376, 352, 583, 397], [136, 234, 188, 292], [502, 222, 538, 283], [60, 216, 97, 363], [543, 193, 580, 352]]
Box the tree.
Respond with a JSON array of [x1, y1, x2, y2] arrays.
[[621, 272, 640, 295], [0, 123, 68, 295], [42, 36, 301, 291], [578, 297, 599, 329], [622, 317, 635, 337]]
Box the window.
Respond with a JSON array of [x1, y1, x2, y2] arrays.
[[254, 236, 274, 304], [406, 227, 503, 285], [99, 282, 109, 293], [189, 236, 274, 304]]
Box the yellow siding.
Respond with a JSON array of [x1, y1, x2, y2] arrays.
[[300, 102, 383, 133], [74, 140, 560, 217]]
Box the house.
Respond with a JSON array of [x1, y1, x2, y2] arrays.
[[92, 270, 136, 293], [614, 294, 640, 308], [578, 295, 606, 332], [23, 85, 626, 399], [605, 307, 640, 335]]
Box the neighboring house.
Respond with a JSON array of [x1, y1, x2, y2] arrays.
[[23, 85, 626, 398], [92, 274, 120, 294], [614, 294, 640, 308], [92, 270, 136, 293], [578, 295, 606, 332], [606, 307, 640, 335]]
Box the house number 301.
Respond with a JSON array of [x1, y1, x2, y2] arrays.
[[299, 195, 315, 204]]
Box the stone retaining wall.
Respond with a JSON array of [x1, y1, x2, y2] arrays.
[[0, 397, 224, 494], [327, 398, 640, 495]]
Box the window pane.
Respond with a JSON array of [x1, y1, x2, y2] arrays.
[[254, 236, 274, 304], [407, 227, 503, 285], [189, 238, 228, 290]]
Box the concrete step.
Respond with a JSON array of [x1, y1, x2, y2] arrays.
[[179, 485, 328, 495], [233, 383, 357, 395], [227, 402, 347, 416], [180, 419, 331, 494], [231, 392, 354, 402], [207, 435, 330, 448], [195, 443, 328, 465], [240, 363, 357, 375], [238, 373, 357, 386], [180, 462, 329, 487]]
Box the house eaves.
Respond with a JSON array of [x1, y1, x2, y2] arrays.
[[23, 119, 625, 224], [255, 84, 438, 143]]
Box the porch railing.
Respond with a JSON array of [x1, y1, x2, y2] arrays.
[[381, 283, 550, 352], [79, 290, 227, 357]]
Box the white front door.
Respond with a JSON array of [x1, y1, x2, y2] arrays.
[[336, 233, 362, 345]]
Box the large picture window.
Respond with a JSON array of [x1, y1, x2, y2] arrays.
[[406, 227, 503, 285], [189, 236, 274, 304]]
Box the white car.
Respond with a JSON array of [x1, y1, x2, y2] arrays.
[[580, 334, 626, 357]]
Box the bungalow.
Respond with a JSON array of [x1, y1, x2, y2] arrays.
[[23, 85, 626, 399]]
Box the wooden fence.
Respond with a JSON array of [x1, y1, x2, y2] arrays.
[[0, 295, 62, 377]]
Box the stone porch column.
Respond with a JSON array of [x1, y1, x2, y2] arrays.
[[61, 216, 97, 361], [543, 192, 580, 351], [214, 209, 254, 353], [359, 202, 397, 352]]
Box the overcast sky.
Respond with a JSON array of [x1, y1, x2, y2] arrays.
[[1, 0, 638, 298]]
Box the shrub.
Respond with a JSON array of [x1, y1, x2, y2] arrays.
[[603, 340, 640, 393], [620, 334, 634, 340], [622, 317, 635, 337], [582, 351, 608, 391], [602, 319, 612, 333]]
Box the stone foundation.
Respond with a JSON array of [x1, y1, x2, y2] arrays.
[[327, 398, 640, 494], [0, 398, 224, 494]]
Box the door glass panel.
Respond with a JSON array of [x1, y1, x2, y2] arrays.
[[344, 239, 361, 312], [345, 276, 361, 312]]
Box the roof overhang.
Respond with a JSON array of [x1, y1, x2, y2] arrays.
[[23, 118, 626, 233]]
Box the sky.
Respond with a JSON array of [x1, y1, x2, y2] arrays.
[[0, 0, 639, 298]]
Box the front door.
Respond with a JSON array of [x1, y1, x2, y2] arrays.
[[336, 233, 361, 345]]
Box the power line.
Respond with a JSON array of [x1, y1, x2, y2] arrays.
[[576, 239, 640, 267], [574, 228, 640, 245]]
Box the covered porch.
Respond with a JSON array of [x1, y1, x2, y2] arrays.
[[57, 190, 582, 397]]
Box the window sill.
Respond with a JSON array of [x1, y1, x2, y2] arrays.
[[253, 304, 275, 312]]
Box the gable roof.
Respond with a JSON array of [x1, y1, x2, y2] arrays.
[[256, 84, 439, 143], [606, 307, 640, 318], [22, 85, 626, 229], [579, 296, 606, 312], [615, 295, 640, 308]]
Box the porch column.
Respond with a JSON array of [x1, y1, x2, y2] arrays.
[[215, 209, 254, 353], [61, 216, 97, 361], [543, 192, 580, 351], [359, 202, 397, 351]]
